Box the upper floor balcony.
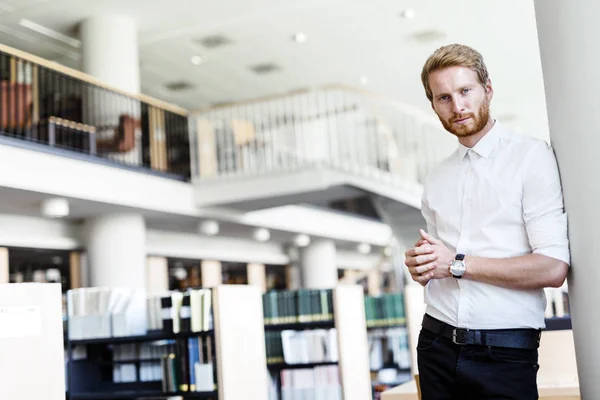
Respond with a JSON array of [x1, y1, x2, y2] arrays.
[[0, 43, 191, 181], [189, 84, 454, 211], [0, 43, 454, 216]]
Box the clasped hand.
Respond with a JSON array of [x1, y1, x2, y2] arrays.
[[404, 229, 454, 286]]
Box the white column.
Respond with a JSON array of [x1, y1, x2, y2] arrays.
[[247, 263, 267, 293], [201, 260, 222, 288], [80, 15, 140, 94], [79, 15, 142, 165], [534, 1, 596, 397], [146, 256, 169, 295], [300, 239, 338, 289], [85, 213, 146, 288]]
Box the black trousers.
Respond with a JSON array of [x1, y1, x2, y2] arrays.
[[417, 318, 540, 400]]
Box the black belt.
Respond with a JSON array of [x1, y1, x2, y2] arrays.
[[422, 314, 541, 350]]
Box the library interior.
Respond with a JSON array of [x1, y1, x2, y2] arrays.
[[0, 0, 594, 399]]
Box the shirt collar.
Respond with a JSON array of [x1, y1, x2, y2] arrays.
[[457, 120, 501, 160]]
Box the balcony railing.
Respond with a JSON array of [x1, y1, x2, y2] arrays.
[[189, 84, 454, 189], [0, 43, 190, 180]]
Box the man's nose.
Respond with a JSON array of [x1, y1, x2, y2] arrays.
[[452, 97, 465, 115]]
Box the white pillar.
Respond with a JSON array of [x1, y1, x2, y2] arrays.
[[247, 263, 267, 293], [80, 15, 140, 94], [300, 239, 338, 289], [201, 260, 222, 288], [534, 1, 596, 397], [146, 256, 168, 295], [85, 213, 146, 288]]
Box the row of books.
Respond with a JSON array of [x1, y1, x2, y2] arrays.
[[266, 329, 339, 365], [67, 287, 215, 339], [67, 287, 146, 339], [263, 289, 334, 325], [368, 327, 411, 371], [108, 337, 215, 392], [111, 343, 173, 383], [148, 288, 214, 333], [364, 293, 405, 328], [268, 366, 342, 400], [158, 337, 216, 393]]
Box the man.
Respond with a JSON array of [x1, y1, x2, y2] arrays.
[[404, 43, 570, 399]]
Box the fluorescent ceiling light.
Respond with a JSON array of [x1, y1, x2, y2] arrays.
[[0, 23, 36, 43], [19, 18, 82, 48]]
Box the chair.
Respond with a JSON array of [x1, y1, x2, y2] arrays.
[[96, 114, 138, 153]]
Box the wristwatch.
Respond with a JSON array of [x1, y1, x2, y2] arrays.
[[449, 254, 467, 279]]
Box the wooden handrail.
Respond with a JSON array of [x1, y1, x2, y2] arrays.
[[0, 43, 188, 117]]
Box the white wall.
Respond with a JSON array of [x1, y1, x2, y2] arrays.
[[0, 214, 80, 249], [0, 143, 198, 216]]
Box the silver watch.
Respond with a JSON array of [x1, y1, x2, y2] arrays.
[[449, 254, 466, 278]]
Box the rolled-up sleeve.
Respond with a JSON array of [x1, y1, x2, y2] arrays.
[[421, 183, 438, 240], [522, 143, 570, 265]]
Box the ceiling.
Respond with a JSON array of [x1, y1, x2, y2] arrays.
[[0, 0, 550, 141]]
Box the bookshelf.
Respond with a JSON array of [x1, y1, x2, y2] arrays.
[[263, 285, 372, 400], [0, 283, 65, 400], [67, 285, 268, 400], [364, 292, 411, 399]]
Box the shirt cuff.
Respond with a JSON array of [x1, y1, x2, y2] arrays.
[[533, 247, 570, 266]]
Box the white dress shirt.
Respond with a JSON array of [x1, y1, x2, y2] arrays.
[[421, 121, 570, 330]]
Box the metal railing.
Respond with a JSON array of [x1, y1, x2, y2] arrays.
[[0, 44, 191, 180], [189, 84, 454, 189]]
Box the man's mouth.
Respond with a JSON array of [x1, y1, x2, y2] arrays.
[[453, 117, 471, 124]]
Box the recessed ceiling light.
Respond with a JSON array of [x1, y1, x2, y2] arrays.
[[359, 76, 369, 86], [294, 234, 311, 247], [253, 228, 271, 242], [357, 243, 372, 254], [400, 9, 416, 19], [199, 220, 219, 236], [191, 55, 207, 65], [41, 198, 69, 218], [293, 32, 307, 43]]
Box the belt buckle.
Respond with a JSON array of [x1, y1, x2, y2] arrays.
[[452, 328, 469, 345]]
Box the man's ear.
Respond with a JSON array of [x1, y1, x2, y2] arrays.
[[485, 78, 493, 98]]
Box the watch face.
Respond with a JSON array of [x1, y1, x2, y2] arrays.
[[450, 260, 466, 276]]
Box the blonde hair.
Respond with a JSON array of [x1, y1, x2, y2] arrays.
[[421, 44, 489, 102]]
